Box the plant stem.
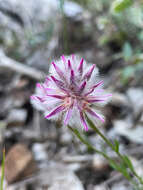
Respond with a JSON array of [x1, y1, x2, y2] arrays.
[[85, 115, 143, 187], [0, 148, 5, 190], [68, 126, 139, 188]]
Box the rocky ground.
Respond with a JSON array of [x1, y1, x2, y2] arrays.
[[0, 0, 143, 190]]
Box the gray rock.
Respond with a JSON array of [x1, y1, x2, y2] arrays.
[[64, 1, 83, 18], [92, 154, 108, 171], [114, 119, 143, 144], [7, 108, 27, 127], [0, 0, 59, 27], [111, 184, 133, 190], [27, 50, 50, 71], [60, 126, 73, 145], [94, 184, 107, 190], [111, 92, 129, 106], [0, 0, 60, 67], [38, 163, 84, 190], [127, 88, 143, 116], [32, 143, 48, 162], [139, 113, 143, 124]]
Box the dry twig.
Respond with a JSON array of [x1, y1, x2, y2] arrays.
[[0, 50, 46, 80]]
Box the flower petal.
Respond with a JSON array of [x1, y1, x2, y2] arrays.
[[83, 64, 96, 80], [87, 99, 105, 103], [70, 70, 75, 84], [79, 81, 86, 93], [45, 105, 65, 119], [64, 106, 73, 125], [45, 77, 51, 86], [30, 95, 36, 100], [36, 83, 47, 94], [78, 58, 84, 75], [84, 81, 103, 96], [46, 94, 66, 99], [68, 60, 72, 70], [61, 55, 66, 62], [80, 111, 88, 131], [86, 108, 105, 123], [72, 54, 75, 60], [87, 94, 112, 103], [51, 76, 69, 94], [52, 62, 65, 80]]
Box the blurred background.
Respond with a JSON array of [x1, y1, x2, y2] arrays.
[[0, 0, 143, 189]]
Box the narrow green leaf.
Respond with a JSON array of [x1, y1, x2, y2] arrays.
[[114, 140, 119, 153], [85, 114, 114, 149], [0, 148, 5, 190], [68, 126, 111, 160], [109, 160, 121, 171], [108, 157, 131, 180], [120, 165, 131, 180], [68, 126, 138, 185], [111, 0, 133, 13], [122, 155, 134, 172], [68, 126, 94, 151]]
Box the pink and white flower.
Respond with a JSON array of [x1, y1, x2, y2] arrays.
[[31, 55, 111, 131]]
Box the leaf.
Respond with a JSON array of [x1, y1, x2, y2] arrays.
[[123, 42, 133, 61], [111, 0, 133, 13], [109, 160, 121, 171], [109, 158, 132, 180], [120, 164, 131, 180], [68, 126, 111, 160], [85, 114, 114, 149], [122, 155, 134, 173], [68, 126, 94, 151], [114, 140, 119, 153], [0, 148, 5, 190]]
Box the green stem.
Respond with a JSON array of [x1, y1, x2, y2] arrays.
[[68, 126, 108, 159], [117, 151, 143, 185], [0, 148, 5, 190], [85, 114, 114, 148], [85, 114, 143, 187], [68, 126, 139, 187]]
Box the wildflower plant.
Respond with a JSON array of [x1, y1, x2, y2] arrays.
[[31, 55, 143, 189], [31, 55, 111, 131]]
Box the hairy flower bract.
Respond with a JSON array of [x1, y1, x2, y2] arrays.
[[31, 55, 111, 131]]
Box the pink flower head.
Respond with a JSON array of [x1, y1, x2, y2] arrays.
[[31, 55, 111, 131]]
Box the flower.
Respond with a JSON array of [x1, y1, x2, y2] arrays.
[[31, 55, 111, 131]]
